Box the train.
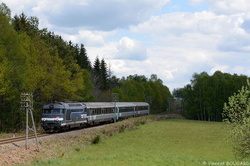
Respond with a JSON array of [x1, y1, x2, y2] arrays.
[[41, 102, 150, 132]]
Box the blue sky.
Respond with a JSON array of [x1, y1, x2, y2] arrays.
[[163, 0, 208, 13], [3, 0, 250, 92]]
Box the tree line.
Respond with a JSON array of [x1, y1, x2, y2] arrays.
[[0, 3, 172, 131], [173, 71, 249, 121]]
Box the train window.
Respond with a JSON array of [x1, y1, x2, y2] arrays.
[[52, 109, 61, 114], [43, 109, 61, 114], [138, 106, 148, 110], [43, 109, 51, 114]]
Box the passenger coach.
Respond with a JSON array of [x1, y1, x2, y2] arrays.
[[41, 102, 150, 132]]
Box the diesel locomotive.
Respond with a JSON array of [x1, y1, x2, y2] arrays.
[[41, 102, 150, 132]]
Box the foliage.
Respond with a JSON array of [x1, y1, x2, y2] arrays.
[[92, 135, 101, 144], [0, 3, 11, 20], [173, 71, 249, 121], [92, 57, 110, 95], [112, 74, 172, 113], [223, 80, 250, 158], [77, 44, 91, 71], [0, 7, 93, 131], [0, 5, 172, 131]]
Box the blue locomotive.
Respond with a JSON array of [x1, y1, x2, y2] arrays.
[[41, 102, 150, 132]]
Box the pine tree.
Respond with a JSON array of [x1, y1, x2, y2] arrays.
[[77, 44, 91, 71], [93, 56, 101, 77], [100, 58, 109, 90], [92, 56, 101, 96], [12, 12, 39, 36]]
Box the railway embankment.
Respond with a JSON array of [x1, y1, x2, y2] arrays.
[[0, 114, 161, 165]]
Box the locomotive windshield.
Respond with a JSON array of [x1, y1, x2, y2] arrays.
[[43, 109, 61, 114]]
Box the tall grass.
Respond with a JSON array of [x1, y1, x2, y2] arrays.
[[32, 119, 247, 166]]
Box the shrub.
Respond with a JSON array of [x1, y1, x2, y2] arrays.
[[75, 148, 80, 152], [92, 135, 101, 144], [119, 125, 125, 133], [223, 80, 250, 158]]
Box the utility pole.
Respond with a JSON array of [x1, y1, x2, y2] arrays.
[[112, 93, 119, 123], [20, 93, 39, 152]]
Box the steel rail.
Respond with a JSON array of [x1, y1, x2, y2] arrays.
[[0, 133, 50, 145]]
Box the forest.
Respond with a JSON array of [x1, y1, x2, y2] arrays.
[[173, 71, 249, 121], [0, 3, 172, 131]]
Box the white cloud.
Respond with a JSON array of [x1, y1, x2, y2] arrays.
[[232, 66, 244, 74], [108, 59, 153, 80], [115, 37, 147, 61], [210, 64, 229, 74], [77, 31, 106, 46], [163, 68, 178, 80], [189, 0, 204, 5], [188, 0, 250, 14], [3, 0, 38, 16], [129, 9, 250, 90], [3, 0, 250, 92], [132, 11, 244, 36], [27, 0, 170, 31], [208, 0, 250, 14]]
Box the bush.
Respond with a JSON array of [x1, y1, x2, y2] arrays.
[[119, 125, 125, 133], [134, 120, 146, 126], [223, 80, 250, 158], [75, 148, 80, 152], [92, 135, 101, 144]]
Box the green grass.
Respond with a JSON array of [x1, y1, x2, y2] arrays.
[[32, 119, 246, 166]]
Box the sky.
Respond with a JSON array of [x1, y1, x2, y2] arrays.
[[2, 0, 250, 92]]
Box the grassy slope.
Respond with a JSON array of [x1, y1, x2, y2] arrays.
[[33, 119, 241, 166]]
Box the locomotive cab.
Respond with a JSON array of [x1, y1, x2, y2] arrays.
[[41, 103, 65, 132]]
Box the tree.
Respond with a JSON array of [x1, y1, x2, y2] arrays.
[[12, 12, 39, 36], [112, 74, 172, 113], [0, 3, 11, 20], [100, 58, 109, 90], [77, 44, 91, 71], [223, 80, 250, 158], [175, 71, 248, 121], [0, 11, 30, 130]]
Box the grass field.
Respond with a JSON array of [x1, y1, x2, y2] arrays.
[[32, 119, 248, 166]]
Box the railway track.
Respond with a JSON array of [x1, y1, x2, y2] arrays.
[[0, 133, 50, 145], [0, 123, 108, 146]]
